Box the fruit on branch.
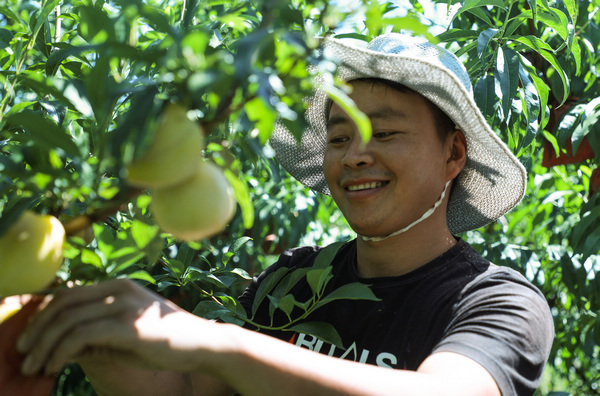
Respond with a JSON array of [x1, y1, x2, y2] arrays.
[[0, 211, 65, 297], [126, 102, 204, 189], [151, 161, 236, 241]]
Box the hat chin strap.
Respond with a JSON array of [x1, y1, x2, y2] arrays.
[[360, 180, 453, 243]]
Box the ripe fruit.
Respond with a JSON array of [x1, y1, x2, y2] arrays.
[[0, 211, 65, 297], [126, 102, 204, 189], [151, 161, 236, 241], [0, 301, 21, 325]]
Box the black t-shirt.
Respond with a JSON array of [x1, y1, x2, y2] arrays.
[[239, 238, 554, 395]]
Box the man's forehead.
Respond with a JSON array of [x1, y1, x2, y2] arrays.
[[327, 105, 411, 130]]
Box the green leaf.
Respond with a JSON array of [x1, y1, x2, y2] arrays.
[[321, 84, 371, 145], [76, 5, 116, 44], [6, 111, 80, 156], [454, 40, 477, 59], [0, 7, 22, 27], [495, 46, 520, 119], [271, 267, 311, 300], [519, 61, 549, 129], [193, 300, 246, 326], [186, 267, 228, 288], [224, 168, 254, 230], [536, 8, 569, 40], [131, 220, 160, 249], [383, 16, 434, 40], [562, 0, 578, 23], [31, 0, 61, 53], [542, 130, 560, 157], [477, 28, 499, 59], [51, 78, 95, 119], [251, 266, 291, 318], [81, 249, 104, 269], [166, 259, 187, 278], [244, 96, 277, 145], [123, 270, 156, 284], [512, 36, 569, 106], [306, 267, 333, 296], [517, 63, 540, 122], [570, 37, 582, 76], [313, 241, 345, 269], [516, 64, 540, 153], [451, 0, 506, 26], [109, 249, 145, 275], [525, 0, 537, 26], [230, 267, 251, 280], [556, 104, 584, 145], [46, 43, 95, 76], [287, 321, 344, 349], [474, 75, 497, 119], [572, 98, 600, 154], [436, 29, 478, 43], [267, 293, 297, 316], [3, 101, 36, 117], [581, 226, 600, 258], [314, 282, 380, 309], [464, 7, 494, 28], [229, 236, 253, 255], [572, 206, 600, 247]]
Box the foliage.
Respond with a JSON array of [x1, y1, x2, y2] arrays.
[[1, 0, 599, 394]]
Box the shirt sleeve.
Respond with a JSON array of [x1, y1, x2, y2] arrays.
[[432, 267, 554, 396]]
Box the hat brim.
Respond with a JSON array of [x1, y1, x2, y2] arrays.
[[271, 36, 527, 234]]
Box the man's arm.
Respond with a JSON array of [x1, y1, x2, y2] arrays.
[[187, 322, 500, 396], [81, 362, 233, 396], [81, 364, 190, 396], [17, 279, 499, 396]]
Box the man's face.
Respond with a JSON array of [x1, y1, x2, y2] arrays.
[[323, 80, 454, 238]]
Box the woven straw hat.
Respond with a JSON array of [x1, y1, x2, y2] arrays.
[[271, 33, 527, 234]]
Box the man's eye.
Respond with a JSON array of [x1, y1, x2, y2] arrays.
[[373, 131, 398, 139], [328, 136, 349, 144]]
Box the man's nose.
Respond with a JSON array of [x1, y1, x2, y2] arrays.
[[342, 138, 374, 168]]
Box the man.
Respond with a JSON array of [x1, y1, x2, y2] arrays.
[[17, 33, 553, 395]]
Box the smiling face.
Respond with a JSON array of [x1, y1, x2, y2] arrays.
[[323, 80, 464, 239]]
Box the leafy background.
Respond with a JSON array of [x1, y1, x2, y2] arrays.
[[1, 0, 599, 394]]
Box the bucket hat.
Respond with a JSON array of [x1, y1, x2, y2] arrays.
[[270, 33, 527, 234]]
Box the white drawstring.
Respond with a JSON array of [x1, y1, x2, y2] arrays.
[[360, 180, 453, 242]]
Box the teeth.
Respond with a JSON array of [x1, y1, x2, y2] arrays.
[[347, 182, 384, 191]]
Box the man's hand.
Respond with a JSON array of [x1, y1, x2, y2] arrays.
[[16, 279, 228, 377]]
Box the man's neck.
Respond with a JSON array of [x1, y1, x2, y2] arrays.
[[355, 222, 457, 278]]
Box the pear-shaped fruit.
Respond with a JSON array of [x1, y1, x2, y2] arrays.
[[126, 102, 204, 189], [0, 301, 21, 324], [0, 211, 65, 297], [151, 161, 236, 241]]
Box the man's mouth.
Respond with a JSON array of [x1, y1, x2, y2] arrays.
[[346, 181, 388, 191]]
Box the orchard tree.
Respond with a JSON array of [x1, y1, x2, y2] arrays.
[[0, 0, 598, 395]]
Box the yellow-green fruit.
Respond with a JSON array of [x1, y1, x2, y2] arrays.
[[0, 211, 65, 297], [126, 102, 204, 189], [151, 161, 236, 241], [0, 301, 21, 324]]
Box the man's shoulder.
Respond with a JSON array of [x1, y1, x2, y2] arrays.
[[457, 249, 548, 308]]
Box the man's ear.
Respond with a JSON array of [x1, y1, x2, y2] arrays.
[[446, 129, 467, 180]]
